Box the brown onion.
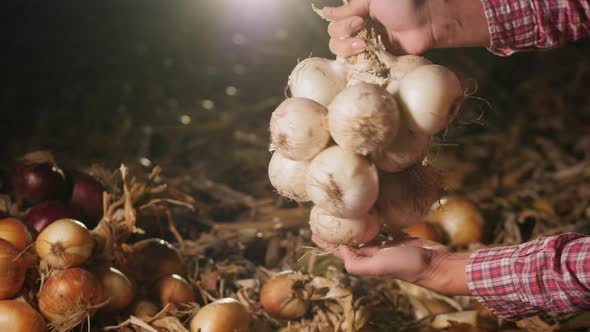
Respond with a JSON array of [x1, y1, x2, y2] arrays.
[[425, 196, 484, 246], [38, 268, 103, 325], [133, 300, 160, 320], [403, 222, 445, 243], [0, 218, 33, 250], [0, 239, 27, 300], [156, 274, 195, 306], [189, 298, 249, 332], [98, 267, 134, 312], [0, 300, 46, 332], [124, 238, 183, 283], [260, 272, 310, 320], [36, 218, 93, 268], [376, 163, 441, 229]]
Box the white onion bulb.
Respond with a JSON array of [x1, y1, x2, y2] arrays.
[[269, 97, 330, 161], [328, 82, 400, 156], [288, 57, 347, 106], [268, 152, 310, 202], [372, 124, 431, 173], [385, 55, 432, 94], [309, 205, 380, 245], [376, 164, 441, 229], [398, 64, 463, 135], [306, 146, 379, 218]]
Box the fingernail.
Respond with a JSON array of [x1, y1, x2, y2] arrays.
[[352, 40, 366, 51], [350, 17, 364, 30]]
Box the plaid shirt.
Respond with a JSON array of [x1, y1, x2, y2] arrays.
[[466, 233, 590, 321], [482, 0, 590, 55]]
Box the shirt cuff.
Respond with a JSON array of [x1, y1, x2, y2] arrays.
[[480, 0, 539, 56]]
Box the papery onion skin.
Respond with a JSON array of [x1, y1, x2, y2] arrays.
[[38, 268, 102, 323], [328, 82, 400, 156], [124, 238, 183, 283], [306, 146, 379, 218], [24, 200, 77, 233], [376, 163, 442, 229], [35, 218, 93, 268], [288, 57, 347, 107], [268, 152, 310, 202], [98, 267, 134, 312], [156, 274, 195, 306], [69, 172, 104, 227], [425, 196, 484, 246], [398, 64, 463, 135], [269, 97, 330, 161], [260, 273, 310, 320], [0, 218, 33, 250], [372, 124, 431, 173], [309, 206, 381, 246], [0, 239, 27, 300], [0, 300, 47, 332], [11, 163, 67, 205], [190, 298, 250, 332]]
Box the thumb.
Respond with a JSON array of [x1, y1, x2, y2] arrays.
[[323, 0, 371, 20]]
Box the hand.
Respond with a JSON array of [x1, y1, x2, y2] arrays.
[[323, 0, 490, 57], [313, 233, 472, 295]]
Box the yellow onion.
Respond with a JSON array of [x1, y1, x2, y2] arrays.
[[0, 300, 46, 332], [260, 272, 310, 320], [35, 218, 93, 268], [0, 218, 33, 251], [190, 298, 249, 332], [38, 268, 103, 325], [124, 238, 183, 283], [98, 267, 134, 312], [0, 239, 27, 300], [425, 196, 485, 246], [156, 274, 195, 306], [403, 222, 445, 243]]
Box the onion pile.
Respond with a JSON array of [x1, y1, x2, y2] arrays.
[[268, 47, 462, 247]]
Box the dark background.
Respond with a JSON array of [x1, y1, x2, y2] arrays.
[[2, 0, 589, 196]]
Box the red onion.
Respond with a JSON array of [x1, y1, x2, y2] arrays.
[[69, 172, 104, 225], [23, 201, 76, 233], [11, 163, 67, 205]]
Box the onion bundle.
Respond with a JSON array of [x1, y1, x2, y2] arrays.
[[267, 29, 463, 246]]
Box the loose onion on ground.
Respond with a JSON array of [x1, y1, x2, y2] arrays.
[[309, 205, 380, 246], [269, 97, 331, 161], [260, 272, 310, 320], [371, 124, 431, 173], [38, 268, 103, 326], [376, 163, 442, 229], [190, 298, 250, 332], [398, 64, 463, 135], [328, 82, 400, 156], [288, 57, 347, 107], [425, 196, 485, 246], [156, 274, 195, 306], [0, 239, 27, 300], [268, 152, 310, 202], [0, 218, 32, 250], [98, 267, 134, 312], [36, 218, 93, 268], [0, 300, 46, 332], [306, 146, 379, 218]]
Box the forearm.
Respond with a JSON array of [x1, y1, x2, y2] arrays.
[[428, 0, 491, 49], [418, 251, 472, 296]]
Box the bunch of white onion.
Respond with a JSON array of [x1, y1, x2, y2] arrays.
[[268, 48, 463, 247]]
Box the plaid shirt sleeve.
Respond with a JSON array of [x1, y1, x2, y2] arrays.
[[466, 233, 590, 321], [481, 0, 590, 55]]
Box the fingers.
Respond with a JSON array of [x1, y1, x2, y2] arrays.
[[323, 0, 371, 20], [329, 38, 366, 57], [327, 16, 364, 38], [338, 246, 386, 276]]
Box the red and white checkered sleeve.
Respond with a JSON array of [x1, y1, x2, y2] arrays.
[[466, 233, 590, 321], [481, 0, 590, 55]]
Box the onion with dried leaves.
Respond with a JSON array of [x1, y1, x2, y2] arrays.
[[0, 217, 32, 251], [0, 300, 46, 332], [35, 218, 93, 268], [260, 272, 310, 320], [190, 298, 250, 332], [0, 239, 27, 300], [156, 274, 195, 306]]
